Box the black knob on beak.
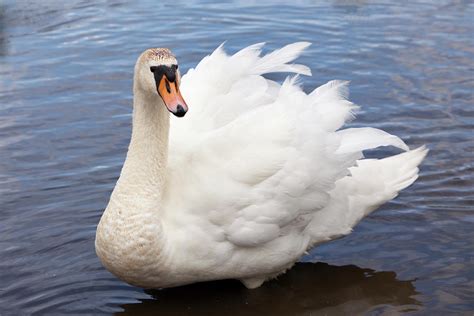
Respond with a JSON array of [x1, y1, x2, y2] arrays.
[[173, 104, 187, 117]]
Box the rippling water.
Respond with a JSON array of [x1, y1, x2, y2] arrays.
[[0, 0, 473, 314]]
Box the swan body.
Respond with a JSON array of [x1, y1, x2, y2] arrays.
[[95, 43, 427, 289]]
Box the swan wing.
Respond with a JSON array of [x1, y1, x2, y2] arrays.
[[165, 43, 415, 249]]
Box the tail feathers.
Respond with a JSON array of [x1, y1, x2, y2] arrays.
[[306, 146, 428, 247], [349, 145, 428, 212]]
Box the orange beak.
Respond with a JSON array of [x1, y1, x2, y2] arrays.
[[157, 74, 188, 117]]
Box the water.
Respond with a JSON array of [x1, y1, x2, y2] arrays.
[[0, 0, 472, 314]]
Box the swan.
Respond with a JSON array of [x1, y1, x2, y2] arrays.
[[95, 42, 427, 289]]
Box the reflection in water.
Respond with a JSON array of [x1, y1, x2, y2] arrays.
[[117, 262, 420, 316]]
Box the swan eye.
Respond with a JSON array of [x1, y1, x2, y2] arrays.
[[150, 67, 155, 73]]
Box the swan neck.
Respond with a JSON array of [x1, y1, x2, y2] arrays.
[[118, 87, 170, 199], [95, 70, 170, 285]]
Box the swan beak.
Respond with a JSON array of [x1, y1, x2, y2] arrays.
[[157, 75, 188, 117]]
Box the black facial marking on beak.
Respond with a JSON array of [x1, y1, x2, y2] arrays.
[[150, 64, 177, 85]]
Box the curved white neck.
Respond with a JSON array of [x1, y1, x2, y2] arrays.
[[96, 84, 170, 283], [112, 86, 170, 211]]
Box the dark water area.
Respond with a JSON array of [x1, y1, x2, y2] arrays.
[[0, 0, 473, 315]]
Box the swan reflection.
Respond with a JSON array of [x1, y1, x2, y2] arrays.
[[117, 262, 421, 315]]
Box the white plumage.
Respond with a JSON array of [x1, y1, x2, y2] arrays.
[[95, 42, 428, 289]]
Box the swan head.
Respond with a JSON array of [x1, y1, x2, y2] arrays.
[[135, 48, 188, 117]]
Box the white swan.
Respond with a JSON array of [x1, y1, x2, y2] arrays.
[[95, 42, 427, 289]]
